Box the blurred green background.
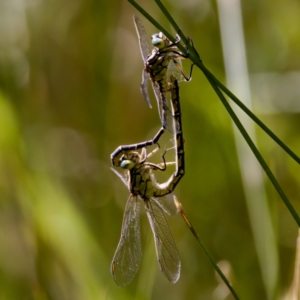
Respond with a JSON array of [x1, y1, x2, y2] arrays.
[[0, 0, 299, 299]]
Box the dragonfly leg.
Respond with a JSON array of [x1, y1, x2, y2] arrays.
[[156, 161, 176, 168], [165, 31, 181, 47], [173, 37, 201, 82], [140, 147, 148, 162], [186, 37, 202, 61], [171, 58, 194, 82], [145, 147, 167, 171], [166, 38, 197, 82], [160, 149, 167, 171], [185, 62, 195, 82], [141, 142, 161, 163]]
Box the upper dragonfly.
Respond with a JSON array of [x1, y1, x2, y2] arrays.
[[133, 15, 193, 133]]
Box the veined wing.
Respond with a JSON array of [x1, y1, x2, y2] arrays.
[[133, 15, 150, 62], [133, 15, 152, 108], [167, 59, 184, 83], [152, 194, 178, 216], [111, 195, 142, 286], [110, 167, 128, 188], [145, 198, 180, 283], [150, 80, 175, 133]]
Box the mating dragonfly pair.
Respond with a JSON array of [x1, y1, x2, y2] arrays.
[[110, 15, 195, 286]]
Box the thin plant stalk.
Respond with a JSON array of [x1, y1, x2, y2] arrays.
[[174, 196, 241, 300], [127, 0, 300, 225], [128, 0, 300, 164], [205, 74, 300, 226]]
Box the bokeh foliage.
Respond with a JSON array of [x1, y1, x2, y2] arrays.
[[0, 0, 299, 299]]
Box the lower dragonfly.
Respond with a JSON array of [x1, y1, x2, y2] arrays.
[[133, 15, 195, 133], [110, 76, 184, 286]]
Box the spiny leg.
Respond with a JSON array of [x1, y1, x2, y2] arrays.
[[140, 142, 162, 163], [146, 137, 179, 170], [145, 147, 172, 171], [145, 142, 161, 159], [155, 146, 176, 169], [163, 33, 199, 79], [170, 36, 201, 82], [146, 149, 168, 171], [186, 36, 202, 61], [171, 35, 202, 82], [140, 143, 166, 171], [172, 58, 195, 82]]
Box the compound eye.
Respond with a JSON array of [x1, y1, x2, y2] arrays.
[[151, 33, 164, 48], [120, 160, 134, 169]]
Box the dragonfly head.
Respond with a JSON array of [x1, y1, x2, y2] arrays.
[[151, 32, 170, 49], [119, 152, 140, 169]]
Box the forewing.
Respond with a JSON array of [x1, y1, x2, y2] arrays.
[[140, 69, 152, 108], [152, 194, 178, 216], [133, 15, 152, 108], [110, 167, 128, 187], [151, 81, 164, 126], [145, 199, 180, 283], [111, 195, 142, 286], [133, 15, 150, 62]]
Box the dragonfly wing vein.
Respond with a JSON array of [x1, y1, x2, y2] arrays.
[[167, 59, 184, 83], [110, 167, 128, 187], [133, 15, 150, 62], [145, 199, 180, 283], [140, 69, 152, 108], [152, 194, 178, 216], [151, 81, 174, 133], [111, 195, 142, 286]]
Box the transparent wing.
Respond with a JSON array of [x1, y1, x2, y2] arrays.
[[167, 59, 184, 83], [133, 15, 150, 62], [152, 81, 165, 128], [152, 194, 178, 216], [150, 81, 174, 133], [145, 199, 180, 283], [111, 195, 142, 286], [140, 69, 152, 108], [133, 15, 152, 108], [110, 167, 128, 188]]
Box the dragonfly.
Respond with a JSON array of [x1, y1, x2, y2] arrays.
[[110, 76, 185, 286], [133, 15, 194, 133]]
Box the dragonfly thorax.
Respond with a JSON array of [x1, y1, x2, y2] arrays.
[[146, 50, 172, 86], [129, 165, 156, 199]]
